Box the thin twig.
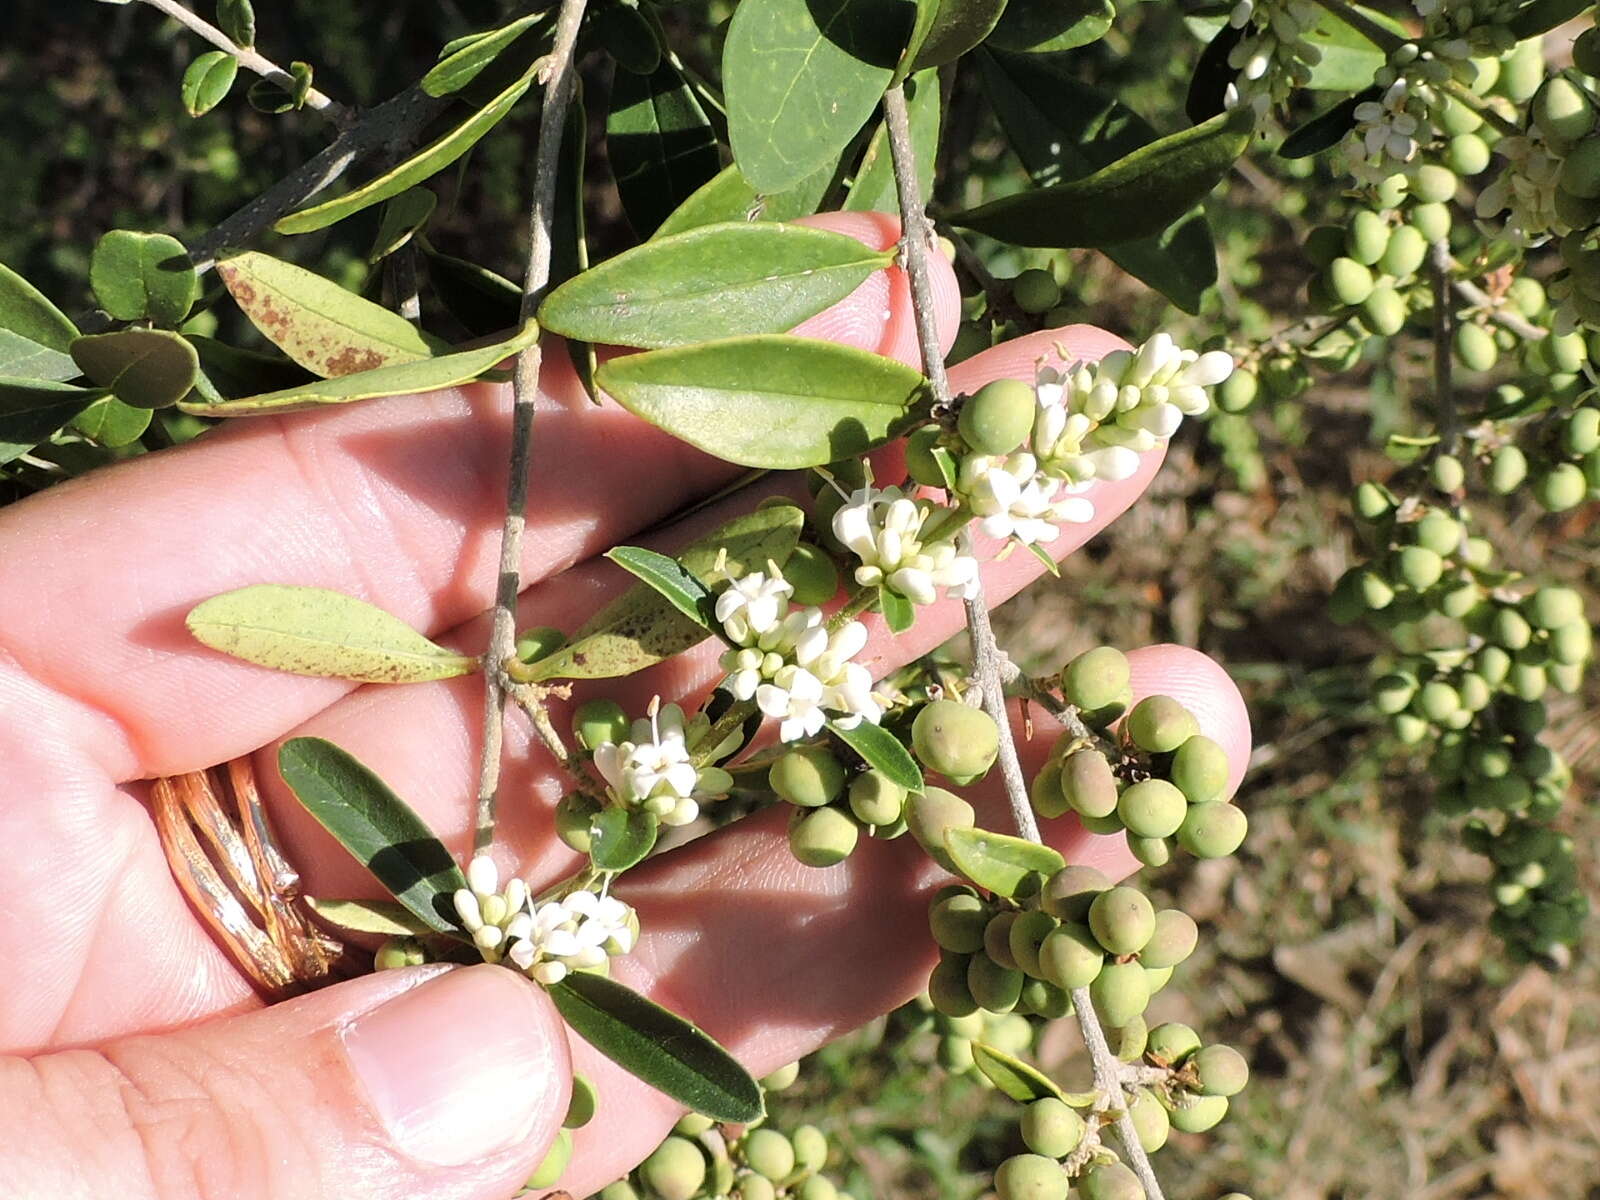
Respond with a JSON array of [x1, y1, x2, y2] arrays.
[[882, 82, 1166, 1200], [473, 0, 590, 851], [1451, 276, 1547, 342], [134, 0, 352, 127]]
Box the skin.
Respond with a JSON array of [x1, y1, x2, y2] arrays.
[[0, 212, 1250, 1200]]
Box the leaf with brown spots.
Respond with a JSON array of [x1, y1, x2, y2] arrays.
[[216, 252, 439, 379]]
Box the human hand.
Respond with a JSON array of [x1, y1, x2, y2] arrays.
[[0, 212, 1250, 1200]]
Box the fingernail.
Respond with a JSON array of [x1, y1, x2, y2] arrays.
[[342, 965, 559, 1166]]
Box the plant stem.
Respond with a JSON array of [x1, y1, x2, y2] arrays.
[[134, 0, 352, 127], [1451, 275, 1546, 342], [473, 0, 590, 851], [881, 82, 1166, 1200]]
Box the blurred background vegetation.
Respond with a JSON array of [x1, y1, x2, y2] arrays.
[[3, 1, 1597, 1196]]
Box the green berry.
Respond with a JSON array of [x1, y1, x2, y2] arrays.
[[674, 1112, 715, 1137], [984, 911, 1021, 970], [770, 745, 847, 808], [788, 805, 860, 867], [1345, 211, 1390, 266], [783, 543, 840, 606], [1216, 368, 1259, 412], [1166, 1093, 1230, 1133], [1380, 223, 1429, 278], [526, 1127, 573, 1189], [1563, 407, 1600, 456], [1328, 256, 1374, 306], [1128, 835, 1171, 868], [1170, 734, 1230, 803], [792, 1124, 828, 1175], [1500, 38, 1545, 102], [601, 1183, 641, 1200], [929, 952, 978, 1016], [1447, 132, 1490, 176], [1080, 1161, 1143, 1200], [642, 1137, 708, 1200], [1061, 646, 1132, 711], [907, 787, 976, 871], [1030, 761, 1067, 819], [1117, 778, 1188, 839], [1396, 545, 1444, 590], [1144, 963, 1174, 995], [796, 1176, 838, 1200], [1374, 673, 1418, 715], [1454, 321, 1497, 371], [736, 1176, 778, 1200], [1494, 606, 1534, 649], [1129, 1086, 1171, 1152], [1489, 445, 1528, 494], [554, 791, 600, 853], [1020, 1097, 1085, 1159], [1354, 480, 1396, 521], [515, 625, 565, 664], [1193, 1044, 1251, 1097], [1534, 76, 1597, 145], [1038, 921, 1104, 989], [938, 1032, 976, 1071], [848, 769, 907, 826], [912, 699, 1000, 781], [1146, 1021, 1202, 1065], [573, 698, 630, 751], [994, 1153, 1070, 1200], [1058, 749, 1120, 819], [373, 936, 422, 971], [1040, 864, 1112, 920], [564, 1074, 598, 1128], [959, 379, 1037, 455], [1410, 201, 1451, 242], [1019, 977, 1072, 1018], [1362, 284, 1407, 336], [1088, 886, 1156, 956], [1418, 680, 1460, 722], [1564, 135, 1600, 199], [1408, 163, 1457, 205], [1141, 908, 1199, 969], [744, 1128, 795, 1181], [1535, 463, 1587, 510], [1011, 268, 1061, 314], [1126, 695, 1200, 753], [761, 1061, 800, 1091], [905, 425, 949, 488], [1009, 909, 1059, 978], [1551, 620, 1592, 664], [930, 891, 989, 952], [1178, 801, 1248, 858], [967, 953, 1024, 1013], [1525, 586, 1583, 630]]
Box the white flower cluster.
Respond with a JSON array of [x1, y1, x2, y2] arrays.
[[1224, 0, 1324, 115], [716, 567, 880, 742], [591, 701, 727, 827], [454, 854, 637, 985], [1416, 0, 1518, 56], [958, 452, 1095, 545], [832, 484, 979, 605], [1476, 132, 1569, 246], [1343, 78, 1432, 182]]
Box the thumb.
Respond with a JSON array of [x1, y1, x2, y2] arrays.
[[0, 964, 571, 1200]]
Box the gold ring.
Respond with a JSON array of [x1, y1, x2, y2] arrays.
[[151, 758, 353, 1000]]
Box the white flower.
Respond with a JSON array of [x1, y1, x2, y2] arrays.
[[454, 853, 532, 961], [714, 567, 793, 644], [961, 452, 1094, 545], [831, 484, 980, 606], [1224, 0, 1323, 113], [757, 665, 829, 742], [590, 701, 714, 826], [507, 889, 638, 986], [1476, 132, 1568, 246]]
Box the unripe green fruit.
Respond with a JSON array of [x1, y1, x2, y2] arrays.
[[1489, 445, 1528, 494], [1117, 778, 1188, 839], [1009, 909, 1059, 978], [744, 1128, 795, 1181], [1126, 694, 1200, 753], [1510, 662, 1548, 701], [1534, 76, 1597, 145], [642, 1137, 708, 1200], [564, 1074, 598, 1128], [675, 1112, 715, 1137], [1193, 1043, 1251, 1096], [1411, 511, 1460, 555], [1500, 38, 1545, 102], [1129, 1087, 1171, 1153], [907, 787, 976, 871], [1129, 835, 1171, 868], [1147, 1021, 1202, 1065], [1493, 606, 1533, 649], [1141, 908, 1199, 969], [788, 805, 860, 867], [1304, 225, 1345, 267], [1380, 224, 1428, 278], [374, 936, 423, 971], [1178, 801, 1248, 858], [1418, 680, 1461, 722], [958, 379, 1037, 455], [736, 1175, 778, 1200], [1216, 368, 1259, 412], [1080, 1160, 1143, 1200], [1536, 462, 1587, 510], [1020, 1097, 1085, 1159], [1408, 163, 1457, 205], [792, 1124, 828, 1175], [783, 543, 840, 606], [1011, 268, 1061, 314], [1396, 545, 1444, 591], [1508, 275, 1547, 318], [1447, 132, 1490, 176], [1030, 761, 1067, 819], [1061, 645, 1132, 711], [761, 1061, 800, 1092], [1089, 961, 1150, 1033], [1362, 284, 1407, 336], [1454, 321, 1497, 371], [1525, 585, 1583, 630], [1041, 864, 1112, 920], [994, 1153, 1070, 1200], [912, 700, 999, 780], [1059, 749, 1120, 818], [1038, 921, 1104, 989], [1328, 257, 1374, 306], [515, 625, 565, 664], [1166, 1094, 1229, 1133], [1564, 408, 1600, 456], [1576, 25, 1600, 76], [848, 769, 907, 826], [967, 953, 1023, 1013], [796, 1176, 838, 1200], [986, 1011, 1033, 1056], [1345, 211, 1390, 266], [526, 1127, 573, 1188], [554, 791, 600, 853], [1374, 673, 1418, 715], [1354, 479, 1396, 521], [1551, 619, 1592, 664], [1564, 135, 1600, 199], [1550, 329, 1587, 372], [905, 425, 949, 488], [1115, 1013, 1149, 1060], [600, 1183, 641, 1200], [929, 952, 978, 1016], [1170, 734, 1230, 803], [930, 890, 990, 953], [1409, 201, 1451, 242], [770, 745, 847, 808], [937, 1032, 976, 1071], [984, 911, 1021, 970], [1089, 886, 1156, 956], [573, 698, 630, 751], [1375, 173, 1408, 208]]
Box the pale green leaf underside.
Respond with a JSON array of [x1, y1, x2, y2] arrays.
[[306, 896, 438, 938]]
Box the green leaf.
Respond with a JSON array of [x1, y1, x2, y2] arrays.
[[72, 395, 153, 446], [0, 261, 77, 355], [276, 64, 538, 235], [605, 546, 717, 630], [943, 826, 1065, 900], [1279, 89, 1374, 159], [845, 69, 941, 215], [70, 329, 199, 408], [188, 335, 315, 398], [218, 0, 255, 47], [879, 585, 915, 633], [977, 49, 1216, 312], [306, 897, 437, 938], [597, 335, 930, 469], [277, 737, 467, 934], [368, 188, 438, 262], [525, 504, 805, 683], [988, 0, 1112, 52], [0, 331, 79, 382], [950, 104, 1255, 251], [247, 61, 315, 113], [608, 60, 721, 238], [588, 0, 663, 74], [908, 0, 1009, 70], [540, 223, 894, 350], [0, 378, 99, 465], [181, 50, 238, 117], [89, 231, 199, 326], [422, 13, 543, 96], [180, 322, 537, 416], [548, 972, 765, 1122], [216, 251, 436, 378], [971, 1042, 1067, 1102], [830, 718, 923, 792], [651, 162, 835, 240], [1509, 0, 1591, 37], [588, 808, 660, 872], [1186, 5, 1404, 92], [421, 244, 522, 337], [186, 584, 480, 682], [724, 0, 909, 193], [1024, 540, 1059, 577]]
